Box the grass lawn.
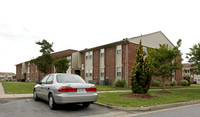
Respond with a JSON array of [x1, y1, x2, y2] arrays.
[[97, 89, 200, 107], [96, 84, 200, 91], [1, 82, 36, 94]]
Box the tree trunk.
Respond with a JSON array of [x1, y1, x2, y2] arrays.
[[162, 78, 165, 91]]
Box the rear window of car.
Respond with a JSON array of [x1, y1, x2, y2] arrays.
[[56, 74, 86, 83]]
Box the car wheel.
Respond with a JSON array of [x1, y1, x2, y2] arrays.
[[33, 89, 39, 101], [49, 94, 56, 110], [83, 102, 90, 107]]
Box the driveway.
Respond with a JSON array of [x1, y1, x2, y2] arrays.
[[0, 99, 132, 117]]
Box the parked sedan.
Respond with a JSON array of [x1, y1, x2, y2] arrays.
[[33, 73, 98, 110]]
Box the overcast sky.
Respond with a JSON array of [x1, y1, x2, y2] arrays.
[[0, 0, 200, 73]]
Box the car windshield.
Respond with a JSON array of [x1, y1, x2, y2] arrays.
[[56, 74, 86, 83]]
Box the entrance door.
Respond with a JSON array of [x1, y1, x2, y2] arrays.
[[75, 70, 81, 76]]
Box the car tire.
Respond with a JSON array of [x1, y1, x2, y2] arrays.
[[33, 89, 39, 101], [83, 102, 90, 107], [49, 94, 56, 110]]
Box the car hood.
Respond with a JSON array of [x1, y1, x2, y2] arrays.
[[59, 83, 95, 88]]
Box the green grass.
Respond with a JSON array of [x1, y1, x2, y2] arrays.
[[96, 85, 130, 91], [96, 84, 200, 91], [2, 82, 36, 94], [97, 89, 200, 107]]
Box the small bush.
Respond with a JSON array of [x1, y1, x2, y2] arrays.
[[193, 81, 197, 84], [113, 78, 127, 88], [165, 81, 171, 86], [20, 78, 25, 82], [181, 80, 189, 86], [171, 80, 177, 86], [153, 79, 162, 86], [184, 77, 190, 86]]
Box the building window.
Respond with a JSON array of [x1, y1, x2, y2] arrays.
[[100, 68, 104, 77], [100, 49, 104, 57], [67, 56, 71, 61], [116, 45, 122, 55], [117, 67, 122, 77], [90, 69, 93, 77], [89, 51, 93, 59], [86, 70, 89, 77], [85, 52, 89, 60]]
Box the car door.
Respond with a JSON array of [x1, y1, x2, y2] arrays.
[[38, 75, 49, 100], [43, 75, 54, 101]]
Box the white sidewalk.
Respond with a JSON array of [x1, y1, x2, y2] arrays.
[[0, 83, 5, 95]]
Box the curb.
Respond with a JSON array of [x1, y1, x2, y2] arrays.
[[95, 100, 200, 111], [0, 94, 33, 100]]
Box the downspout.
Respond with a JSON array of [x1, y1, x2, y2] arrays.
[[124, 38, 129, 87]]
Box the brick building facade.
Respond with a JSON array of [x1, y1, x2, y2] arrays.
[[16, 31, 184, 85]]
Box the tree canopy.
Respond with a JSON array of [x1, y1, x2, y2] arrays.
[[186, 43, 200, 75], [33, 39, 54, 74], [131, 40, 153, 94], [54, 57, 70, 73], [148, 39, 182, 90]]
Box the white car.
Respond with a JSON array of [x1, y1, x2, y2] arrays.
[[33, 73, 98, 110]]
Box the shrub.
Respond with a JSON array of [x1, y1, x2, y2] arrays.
[[193, 81, 197, 84], [181, 80, 189, 86], [153, 79, 162, 86], [184, 77, 190, 86], [20, 78, 25, 82], [113, 78, 127, 88], [165, 81, 171, 86], [171, 80, 177, 86]]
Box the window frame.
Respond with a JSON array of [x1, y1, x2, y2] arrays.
[[116, 67, 122, 77]]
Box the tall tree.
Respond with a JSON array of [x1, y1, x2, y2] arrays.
[[186, 43, 200, 75], [131, 40, 153, 94], [148, 39, 182, 91], [54, 57, 70, 73], [33, 39, 54, 74]]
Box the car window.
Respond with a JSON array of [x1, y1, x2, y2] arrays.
[[46, 75, 54, 84], [41, 75, 49, 84], [56, 74, 86, 83]]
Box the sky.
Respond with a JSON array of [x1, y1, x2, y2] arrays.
[[0, 0, 200, 73]]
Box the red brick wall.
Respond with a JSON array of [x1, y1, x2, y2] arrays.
[[93, 50, 100, 83], [127, 42, 138, 85], [175, 55, 184, 84], [105, 46, 116, 84]]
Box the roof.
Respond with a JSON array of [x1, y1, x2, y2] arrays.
[[128, 31, 175, 49], [80, 31, 174, 52], [182, 63, 198, 69], [16, 49, 78, 65], [0, 72, 16, 75]]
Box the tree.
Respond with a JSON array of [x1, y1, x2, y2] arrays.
[[54, 58, 70, 73], [33, 39, 54, 74], [186, 43, 200, 75], [131, 40, 153, 94], [148, 39, 182, 91]]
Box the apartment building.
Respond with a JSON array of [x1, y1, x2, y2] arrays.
[[182, 63, 200, 84], [16, 49, 77, 81], [16, 31, 183, 84], [0, 72, 16, 80]]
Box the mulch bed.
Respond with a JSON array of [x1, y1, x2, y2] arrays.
[[120, 93, 157, 99]]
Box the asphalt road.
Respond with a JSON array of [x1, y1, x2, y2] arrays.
[[131, 103, 200, 117], [1, 99, 200, 117], [0, 99, 131, 117]]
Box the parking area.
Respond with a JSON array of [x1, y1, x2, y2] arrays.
[[0, 99, 130, 117]]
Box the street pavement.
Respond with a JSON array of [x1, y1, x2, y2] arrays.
[[131, 103, 200, 117], [0, 99, 132, 117]]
